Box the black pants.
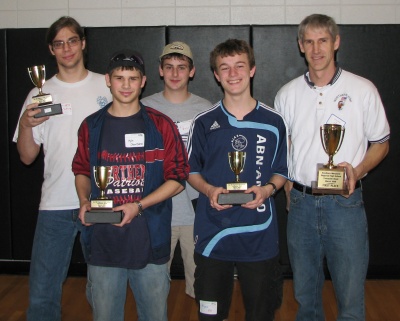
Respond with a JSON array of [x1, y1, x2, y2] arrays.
[[194, 253, 283, 321]]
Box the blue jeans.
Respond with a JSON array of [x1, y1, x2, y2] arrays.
[[87, 263, 170, 321], [27, 209, 84, 321], [288, 188, 368, 321]]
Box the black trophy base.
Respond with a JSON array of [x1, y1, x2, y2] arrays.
[[33, 103, 63, 118], [85, 210, 123, 224], [311, 181, 349, 195], [217, 192, 254, 205]]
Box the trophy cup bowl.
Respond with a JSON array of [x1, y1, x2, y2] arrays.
[[218, 151, 254, 205], [27, 65, 63, 118], [228, 151, 246, 184], [86, 166, 123, 224], [28, 65, 46, 96], [320, 124, 345, 169], [312, 124, 348, 195], [94, 166, 113, 200]]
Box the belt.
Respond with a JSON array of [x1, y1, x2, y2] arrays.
[[292, 181, 361, 195]]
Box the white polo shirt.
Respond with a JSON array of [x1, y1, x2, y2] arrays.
[[274, 68, 390, 186]]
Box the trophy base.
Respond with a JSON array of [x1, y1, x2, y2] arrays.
[[32, 93, 53, 105], [217, 192, 254, 205], [311, 181, 349, 195], [85, 210, 123, 224], [91, 199, 113, 209], [33, 103, 63, 118], [226, 182, 248, 191], [312, 164, 348, 195]]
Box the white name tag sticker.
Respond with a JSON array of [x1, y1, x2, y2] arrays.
[[125, 133, 144, 148], [62, 103, 72, 115], [199, 300, 217, 315], [326, 114, 346, 127]]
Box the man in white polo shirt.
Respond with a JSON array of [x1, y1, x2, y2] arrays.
[[275, 14, 390, 321]]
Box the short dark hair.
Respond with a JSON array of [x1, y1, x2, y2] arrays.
[[46, 16, 85, 45], [210, 39, 255, 72], [298, 14, 339, 43]]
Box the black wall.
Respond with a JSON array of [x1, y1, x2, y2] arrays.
[[1, 25, 399, 278]]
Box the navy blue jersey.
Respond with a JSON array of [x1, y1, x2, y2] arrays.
[[187, 100, 288, 261]]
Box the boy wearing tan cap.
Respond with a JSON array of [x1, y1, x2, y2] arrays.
[[142, 41, 212, 298]]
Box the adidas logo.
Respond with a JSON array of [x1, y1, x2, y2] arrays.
[[210, 121, 220, 130]]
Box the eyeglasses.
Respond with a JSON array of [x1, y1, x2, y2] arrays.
[[111, 53, 144, 67], [52, 37, 81, 50]]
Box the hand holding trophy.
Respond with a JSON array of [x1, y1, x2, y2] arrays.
[[27, 65, 63, 118], [312, 124, 348, 194], [85, 166, 123, 224], [218, 151, 254, 205]]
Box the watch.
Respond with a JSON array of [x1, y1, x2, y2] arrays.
[[134, 201, 143, 216], [265, 182, 277, 196]]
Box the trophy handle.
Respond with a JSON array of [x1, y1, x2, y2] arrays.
[[336, 127, 345, 154]]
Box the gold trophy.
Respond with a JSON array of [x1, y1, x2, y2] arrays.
[[312, 124, 348, 194], [27, 65, 62, 118], [85, 166, 123, 223], [218, 151, 254, 205]]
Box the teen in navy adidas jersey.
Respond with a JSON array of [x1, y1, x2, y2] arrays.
[[72, 49, 189, 321], [187, 39, 289, 321]]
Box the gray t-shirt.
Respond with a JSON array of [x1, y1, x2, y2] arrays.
[[141, 91, 212, 226]]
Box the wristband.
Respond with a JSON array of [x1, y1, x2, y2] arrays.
[[265, 182, 277, 196], [134, 201, 143, 216]]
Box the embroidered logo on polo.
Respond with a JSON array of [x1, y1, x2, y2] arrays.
[[333, 93, 352, 110], [231, 135, 248, 151], [210, 121, 220, 130]]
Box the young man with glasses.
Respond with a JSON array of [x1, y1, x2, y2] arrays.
[[141, 41, 212, 299], [72, 49, 189, 321], [13, 16, 111, 321]]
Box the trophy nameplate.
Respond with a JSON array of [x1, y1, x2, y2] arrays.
[[27, 65, 63, 118], [85, 166, 123, 224], [312, 124, 348, 195], [218, 151, 254, 205]]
